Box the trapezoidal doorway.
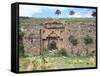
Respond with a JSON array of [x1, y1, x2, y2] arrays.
[[47, 31, 59, 50], [48, 37, 57, 50]]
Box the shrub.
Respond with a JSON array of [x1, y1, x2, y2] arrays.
[[87, 57, 95, 64], [68, 35, 78, 46], [34, 57, 54, 70], [58, 48, 67, 56], [40, 63, 53, 70], [83, 35, 93, 45], [42, 48, 69, 57]]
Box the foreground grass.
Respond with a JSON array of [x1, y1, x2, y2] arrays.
[[19, 56, 96, 71]]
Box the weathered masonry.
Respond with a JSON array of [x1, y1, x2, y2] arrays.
[[22, 19, 96, 56]]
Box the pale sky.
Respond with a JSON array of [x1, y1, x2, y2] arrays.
[[19, 4, 96, 18]]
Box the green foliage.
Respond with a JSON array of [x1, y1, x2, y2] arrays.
[[41, 48, 68, 57], [19, 29, 24, 57], [42, 49, 59, 57], [83, 35, 93, 45], [68, 35, 78, 46], [58, 48, 67, 56]]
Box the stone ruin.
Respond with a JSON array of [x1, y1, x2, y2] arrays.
[[22, 19, 96, 56]]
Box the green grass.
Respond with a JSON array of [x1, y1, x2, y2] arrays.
[[19, 56, 96, 71]]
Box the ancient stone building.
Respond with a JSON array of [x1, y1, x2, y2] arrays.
[[22, 19, 96, 56], [40, 20, 67, 52]]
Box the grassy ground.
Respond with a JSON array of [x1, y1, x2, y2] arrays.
[[19, 56, 96, 71]]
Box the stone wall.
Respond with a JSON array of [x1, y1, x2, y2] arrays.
[[21, 19, 96, 56], [22, 26, 41, 56], [65, 23, 96, 56]]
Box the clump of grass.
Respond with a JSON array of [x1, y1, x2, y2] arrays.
[[40, 63, 53, 70], [87, 57, 96, 65]]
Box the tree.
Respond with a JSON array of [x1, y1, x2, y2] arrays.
[[55, 9, 61, 18], [69, 10, 75, 16], [91, 11, 96, 17]]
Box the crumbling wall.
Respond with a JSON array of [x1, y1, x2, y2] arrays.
[[22, 21, 96, 56], [23, 26, 41, 56], [65, 23, 96, 56]]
